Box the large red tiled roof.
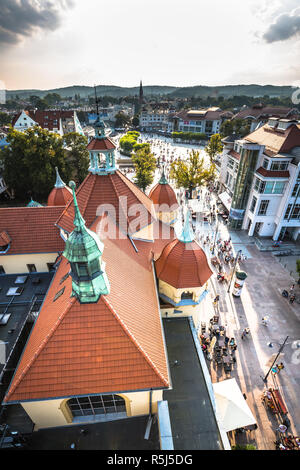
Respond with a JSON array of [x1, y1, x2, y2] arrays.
[[0, 206, 65, 254], [4, 217, 170, 402], [256, 167, 289, 178], [86, 137, 116, 150], [12, 110, 75, 131], [155, 238, 213, 288], [234, 106, 299, 120], [56, 170, 155, 236], [47, 186, 72, 207], [149, 183, 179, 212]]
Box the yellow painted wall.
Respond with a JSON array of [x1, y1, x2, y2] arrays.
[[21, 389, 164, 430], [0, 252, 59, 275]]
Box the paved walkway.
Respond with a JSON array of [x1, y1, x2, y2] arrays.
[[193, 190, 300, 450]]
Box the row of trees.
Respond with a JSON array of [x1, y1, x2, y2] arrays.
[[172, 131, 207, 142], [220, 118, 250, 138], [0, 127, 89, 202]]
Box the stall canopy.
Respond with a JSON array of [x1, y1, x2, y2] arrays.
[[213, 378, 256, 432], [218, 192, 232, 212]]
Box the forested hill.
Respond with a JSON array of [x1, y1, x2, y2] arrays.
[[5, 84, 296, 99]]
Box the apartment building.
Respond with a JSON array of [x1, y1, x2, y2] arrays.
[[12, 110, 84, 136], [170, 108, 233, 137], [218, 118, 300, 241]]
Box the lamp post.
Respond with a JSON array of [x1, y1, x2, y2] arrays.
[[227, 249, 242, 293], [262, 336, 289, 383]]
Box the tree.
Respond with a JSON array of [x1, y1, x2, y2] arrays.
[[64, 132, 90, 183], [296, 260, 300, 280], [131, 147, 156, 192], [29, 95, 47, 110], [0, 112, 12, 126], [132, 115, 139, 127], [205, 134, 223, 162], [44, 93, 62, 106], [220, 119, 250, 138], [114, 112, 131, 128], [170, 150, 216, 197], [0, 126, 72, 201]]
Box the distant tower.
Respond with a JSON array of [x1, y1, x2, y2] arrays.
[[139, 80, 144, 107]]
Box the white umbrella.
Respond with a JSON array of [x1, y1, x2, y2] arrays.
[[208, 336, 216, 353], [212, 378, 256, 432]]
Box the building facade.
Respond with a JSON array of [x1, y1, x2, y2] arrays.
[[218, 119, 300, 241]]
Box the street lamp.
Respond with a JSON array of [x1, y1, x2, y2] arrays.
[[261, 336, 289, 383], [227, 249, 242, 293]]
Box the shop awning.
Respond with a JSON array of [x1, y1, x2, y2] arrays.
[[218, 192, 232, 212], [212, 378, 256, 432]]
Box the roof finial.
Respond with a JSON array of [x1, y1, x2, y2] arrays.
[[159, 165, 168, 184], [178, 209, 194, 243], [69, 180, 86, 231], [55, 167, 66, 189]]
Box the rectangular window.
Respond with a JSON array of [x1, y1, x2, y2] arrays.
[[27, 264, 37, 273], [284, 204, 292, 219], [270, 161, 288, 171], [262, 158, 269, 169], [273, 181, 285, 194], [291, 204, 300, 219], [227, 158, 235, 170], [249, 196, 257, 213], [292, 183, 300, 197], [264, 181, 274, 194], [258, 200, 269, 216], [47, 263, 55, 272]]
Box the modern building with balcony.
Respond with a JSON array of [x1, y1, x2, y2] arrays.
[[169, 108, 233, 137], [218, 118, 300, 241]]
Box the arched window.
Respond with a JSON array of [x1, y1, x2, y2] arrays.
[[67, 394, 126, 417], [181, 292, 193, 300]]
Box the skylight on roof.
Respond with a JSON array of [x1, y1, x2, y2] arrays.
[[6, 287, 24, 296], [53, 287, 65, 302], [15, 275, 28, 284]]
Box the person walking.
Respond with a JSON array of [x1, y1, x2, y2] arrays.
[[277, 362, 285, 373]]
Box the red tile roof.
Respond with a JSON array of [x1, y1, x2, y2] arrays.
[[47, 186, 73, 207], [155, 238, 213, 288], [149, 183, 179, 212], [4, 217, 170, 402], [56, 171, 155, 236], [228, 150, 240, 161], [234, 105, 299, 120], [256, 167, 289, 178], [0, 206, 65, 254], [12, 110, 75, 131], [86, 137, 116, 151], [245, 123, 300, 155]]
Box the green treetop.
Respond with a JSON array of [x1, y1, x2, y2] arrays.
[[131, 146, 156, 192], [205, 133, 223, 162], [170, 150, 216, 194]]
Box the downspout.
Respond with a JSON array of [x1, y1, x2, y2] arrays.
[[149, 389, 153, 416]]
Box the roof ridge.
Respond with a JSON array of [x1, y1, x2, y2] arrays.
[[108, 172, 131, 233], [5, 293, 76, 402], [102, 295, 169, 387], [117, 170, 155, 217]]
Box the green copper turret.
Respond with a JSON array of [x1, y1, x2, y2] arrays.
[[159, 166, 168, 185], [63, 181, 110, 303]]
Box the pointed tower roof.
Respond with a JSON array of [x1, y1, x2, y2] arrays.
[[27, 198, 43, 208], [178, 209, 194, 243], [155, 211, 212, 289], [149, 168, 179, 212], [63, 181, 110, 302], [47, 167, 72, 207]]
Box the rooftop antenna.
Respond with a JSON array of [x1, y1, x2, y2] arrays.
[[94, 84, 99, 116]]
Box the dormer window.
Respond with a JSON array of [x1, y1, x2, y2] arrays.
[[262, 158, 269, 169]]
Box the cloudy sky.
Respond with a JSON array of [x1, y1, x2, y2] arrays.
[[1, 0, 300, 90]]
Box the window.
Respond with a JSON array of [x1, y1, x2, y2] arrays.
[[227, 158, 235, 170], [270, 161, 288, 171], [27, 264, 36, 273], [262, 158, 269, 169], [254, 178, 285, 194], [292, 182, 300, 197], [258, 200, 269, 216], [0, 265, 5, 274], [249, 196, 257, 213], [47, 263, 55, 272], [78, 262, 89, 276], [273, 181, 285, 194], [181, 292, 193, 300], [53, 287, 65, 302], [67, 394, 126, 418]]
